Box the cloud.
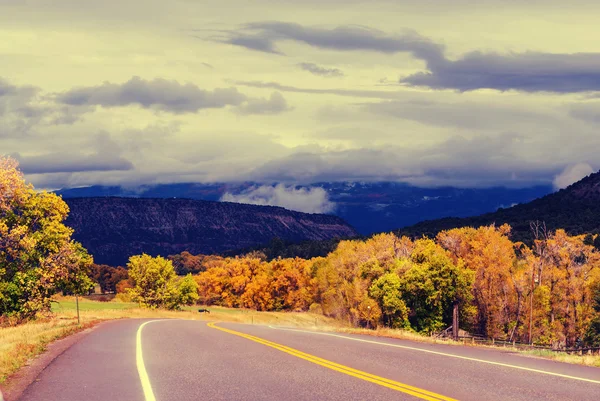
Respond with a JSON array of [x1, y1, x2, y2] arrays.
[[0, 77, 88, 138], [13, 132, 134, 174], [217, 21, 600, 93], [553, 163, 595, 189], [15, 152, 134, 174], [221, 184, 336, 214], [362, 99, 558, 130], [56, 76, 248, 113], [298, 62, 344, 77], [235, 80, 403, 99], [569, 101, 600, 124], [402, 51, 600, 93], [216, 21, 444, 59], [246, 132, 559, 188], [237, 91, 292, 115]]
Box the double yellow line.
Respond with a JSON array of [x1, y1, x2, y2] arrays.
[[207, 322, 456, 401]]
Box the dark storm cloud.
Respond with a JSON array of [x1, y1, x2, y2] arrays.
[[219, 21, 444, 59], [220, 22, 600, 93], [402, 51, 600, 93], [298, 62, 344, 77], [56, 76, 248, 113]]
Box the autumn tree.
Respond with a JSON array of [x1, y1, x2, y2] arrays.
[[437, 225, 519, 338], [0, 157, 93, 319], [177, 273, 199, 306], [90, 264, 128, 293], [127, 254, 180, 309]]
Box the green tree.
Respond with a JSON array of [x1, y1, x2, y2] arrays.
[[178, 273, 199, 306], [369, 273, 409, 329], [0, 157, 94, 319], [399, 239, 473, 334], [127, 254, 180, 309]]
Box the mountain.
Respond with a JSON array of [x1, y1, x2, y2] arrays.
[[397, 171, 600, 244], [57, 182, 553, 235], [64, 197, 358, 266]]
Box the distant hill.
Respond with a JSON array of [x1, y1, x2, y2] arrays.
[[57, 182, 552, 235], [397, 171, 600, 244], [64, 197, 358, 266]]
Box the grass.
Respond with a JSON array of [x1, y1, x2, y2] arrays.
[[0, 317, 98, 384], [0, 297, 342, 385], [51, 299, 137, 312], [519, 348, 600, 367]]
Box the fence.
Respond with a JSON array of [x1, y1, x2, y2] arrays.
[[456, 336, 600, 355]]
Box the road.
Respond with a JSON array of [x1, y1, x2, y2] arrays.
[[19, 319, 600, 401]]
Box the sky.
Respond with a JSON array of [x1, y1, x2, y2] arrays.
[[2, 0, 600, 192]]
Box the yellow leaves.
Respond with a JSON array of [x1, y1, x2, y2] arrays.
[[1, 157, 94, 318]]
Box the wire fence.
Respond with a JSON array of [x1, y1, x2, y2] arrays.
[[455, 336, 600, 355]]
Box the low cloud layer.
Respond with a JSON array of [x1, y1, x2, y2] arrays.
[[553, 163, 595, 190], [221, 184, 336, 214]]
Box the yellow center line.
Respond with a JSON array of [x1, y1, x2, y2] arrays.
[[267, 326, 600, 385], [136, 320, 163, 401], [207, 322, 457, 401]]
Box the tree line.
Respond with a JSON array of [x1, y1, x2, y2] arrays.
[[159, 225, 600, 348]]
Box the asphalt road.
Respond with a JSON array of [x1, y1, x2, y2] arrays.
[[19, 319, 600, 401]]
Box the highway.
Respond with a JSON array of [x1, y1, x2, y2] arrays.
[[18, 319, 600, 401]]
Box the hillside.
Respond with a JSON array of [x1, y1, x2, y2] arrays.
[[64, 197, 358, 266], [397, 171, 600, 244], [56, 182, 552, 234]]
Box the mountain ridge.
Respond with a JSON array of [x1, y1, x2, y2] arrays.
[[56, 182, 553, 235], [396, 171, 600, 243], [64, 197, 358, 266]]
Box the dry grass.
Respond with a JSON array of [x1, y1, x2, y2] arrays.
[[0, 297, 342, 384], [518, 348, 600, 367], [0, 317, 98, 383]]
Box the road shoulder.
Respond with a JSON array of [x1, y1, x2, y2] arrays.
[[1, 321, 108, 401]]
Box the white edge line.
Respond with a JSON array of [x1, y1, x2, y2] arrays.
[[136, 320, 165, 401], [267, 326, 600, 385]]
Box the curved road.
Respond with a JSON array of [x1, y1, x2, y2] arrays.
[[19, 319, 600, 401]]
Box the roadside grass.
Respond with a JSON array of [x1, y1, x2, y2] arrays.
[[0, 297, 342, 385], [0, 317, 97, 384], [519, 348, 600, 368]]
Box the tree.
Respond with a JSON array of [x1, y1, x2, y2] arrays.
[[127, 254, 180, 309], [177, 274, 199, 306], [90, 264, 128, 293], [369, 273, 409, 329], [399, 239, 473, 334], [0, 157, 94, 319]]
